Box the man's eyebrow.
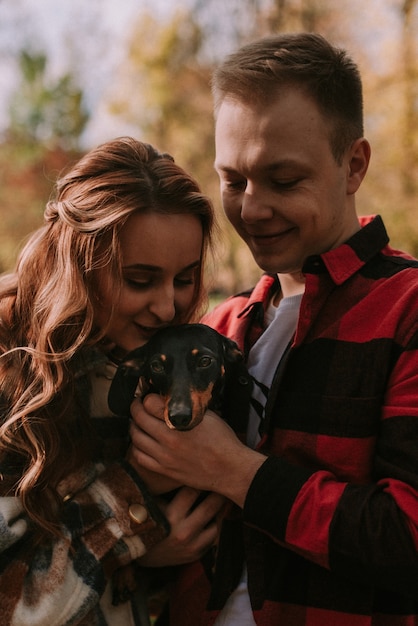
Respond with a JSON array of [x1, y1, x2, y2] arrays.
[[214, 163, 237, 173], [214, 159, 301, 173], [265, 159, 301, 171]]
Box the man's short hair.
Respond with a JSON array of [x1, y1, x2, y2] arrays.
[[212, 33, 364, 164]]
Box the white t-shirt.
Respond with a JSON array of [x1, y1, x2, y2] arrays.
[[214, 293, 302, 626]]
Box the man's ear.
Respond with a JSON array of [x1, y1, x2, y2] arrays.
[[347, 137, 371, 194]]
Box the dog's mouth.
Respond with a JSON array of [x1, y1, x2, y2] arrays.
[[164, 384, 214, 430], [165, 415, 201, 431], [164, 406, 204, 431]]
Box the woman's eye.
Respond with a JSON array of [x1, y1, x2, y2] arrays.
[[123, 272, 154, 290], [175, 273, 196, 287], [175, 278, 194, 287], [198, 356, 213, 368], [150, 359, 165, 374], [124, 276, 152, 290]]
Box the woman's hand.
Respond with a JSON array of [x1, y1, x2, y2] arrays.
[[138, 486, 225, 567]]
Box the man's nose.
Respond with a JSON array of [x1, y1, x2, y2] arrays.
[[241, 183, 274, 223]]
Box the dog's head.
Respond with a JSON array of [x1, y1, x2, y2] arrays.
[[108, 324, 246, 430]]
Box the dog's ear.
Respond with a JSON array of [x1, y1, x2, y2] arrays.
[[221, 334, 252, 384], [108, 346, 149, 416], [220, 335, 253, 432], [222, 336, 245, 365]]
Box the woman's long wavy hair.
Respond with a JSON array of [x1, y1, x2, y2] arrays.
[[0, 137, 215, 536]]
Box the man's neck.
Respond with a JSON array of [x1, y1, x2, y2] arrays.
[[276, 271, 306, 300]]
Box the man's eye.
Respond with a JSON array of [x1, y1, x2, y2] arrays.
[[150, 359, 165, 374], [225, 180, 246, 191], [273, 178, 301, 190]]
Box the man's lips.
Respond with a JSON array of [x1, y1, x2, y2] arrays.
[[247, 228, 295, 247]]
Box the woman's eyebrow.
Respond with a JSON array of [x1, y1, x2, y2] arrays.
[[122, 260, 201, 272], [178, 260, 201, 272], [122, 263, 161, 272]]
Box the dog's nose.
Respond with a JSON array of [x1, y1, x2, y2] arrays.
[[168, 407, 193, 430]]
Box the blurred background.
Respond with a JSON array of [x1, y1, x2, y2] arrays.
[[0, 0, 417, 297]]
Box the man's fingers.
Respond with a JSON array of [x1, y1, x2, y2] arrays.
[[142, 393, 165, 419]]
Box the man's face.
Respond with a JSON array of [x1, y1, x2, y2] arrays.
[[214, 88, 361, 275]]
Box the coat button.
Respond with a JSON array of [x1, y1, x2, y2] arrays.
[[128, 503, 148, 524]]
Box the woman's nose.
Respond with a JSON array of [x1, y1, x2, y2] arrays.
[[149, 286, 176, 322]]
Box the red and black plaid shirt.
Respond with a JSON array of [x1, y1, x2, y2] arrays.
[[166, 216, 418, 626]]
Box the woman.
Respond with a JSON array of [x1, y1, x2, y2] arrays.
[[0, 137, 222, 624]]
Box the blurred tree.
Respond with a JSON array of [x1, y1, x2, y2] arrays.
[[9, 50, 89, 151], [355, 0, 418, 255], [400, 0, 418, 199], [110, 11, 212, 188], [0, 49, 86, 270], [0, 0, 416, 284], [0, 143, 78, 271], [191, 0, 340, 49]]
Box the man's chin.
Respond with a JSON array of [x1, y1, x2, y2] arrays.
[[251, 255, 303, 276], [250, 253, 285, 274]]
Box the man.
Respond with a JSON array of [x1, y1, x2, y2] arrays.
[[129, 33, 418, 625]]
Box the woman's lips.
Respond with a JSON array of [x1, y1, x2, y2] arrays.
[[134, 323, 166, 339]]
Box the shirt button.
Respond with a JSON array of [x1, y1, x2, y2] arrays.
[[128, 503, 148, 524]]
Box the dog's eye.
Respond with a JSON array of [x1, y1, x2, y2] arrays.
[[198, 356, 213, 368], [150, 359, 165, 374]]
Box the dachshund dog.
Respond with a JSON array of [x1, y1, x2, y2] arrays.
[[108, 324, 252, 610], [108, 323, 252, 430]]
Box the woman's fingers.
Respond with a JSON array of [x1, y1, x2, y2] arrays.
[[138, 487, 226, 567]]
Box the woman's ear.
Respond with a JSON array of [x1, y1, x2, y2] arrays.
[[346, 137, 371, 194]]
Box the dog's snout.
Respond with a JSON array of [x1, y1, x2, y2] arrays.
[[168, 411, 193, 430], [166, 403, 193, 431]]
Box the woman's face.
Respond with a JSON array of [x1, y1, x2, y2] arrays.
[[93, 211, 203, 355]]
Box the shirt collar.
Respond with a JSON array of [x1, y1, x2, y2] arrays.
[[303, 215, 389, 285], [237, 273, 278, 319], [235, 215, 389, 318]]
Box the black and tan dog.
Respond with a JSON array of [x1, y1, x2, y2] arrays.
[[108, 324, 252, 608], [108, 323, 252, 430]]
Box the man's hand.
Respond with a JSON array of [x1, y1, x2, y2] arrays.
[[126, 448, 181, 495], [129, 395, 267, 508]]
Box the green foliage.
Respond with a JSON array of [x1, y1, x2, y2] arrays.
[[0, 48, 87, 271], [0, 141, 81, 272], [9, 50, 89, 150]]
